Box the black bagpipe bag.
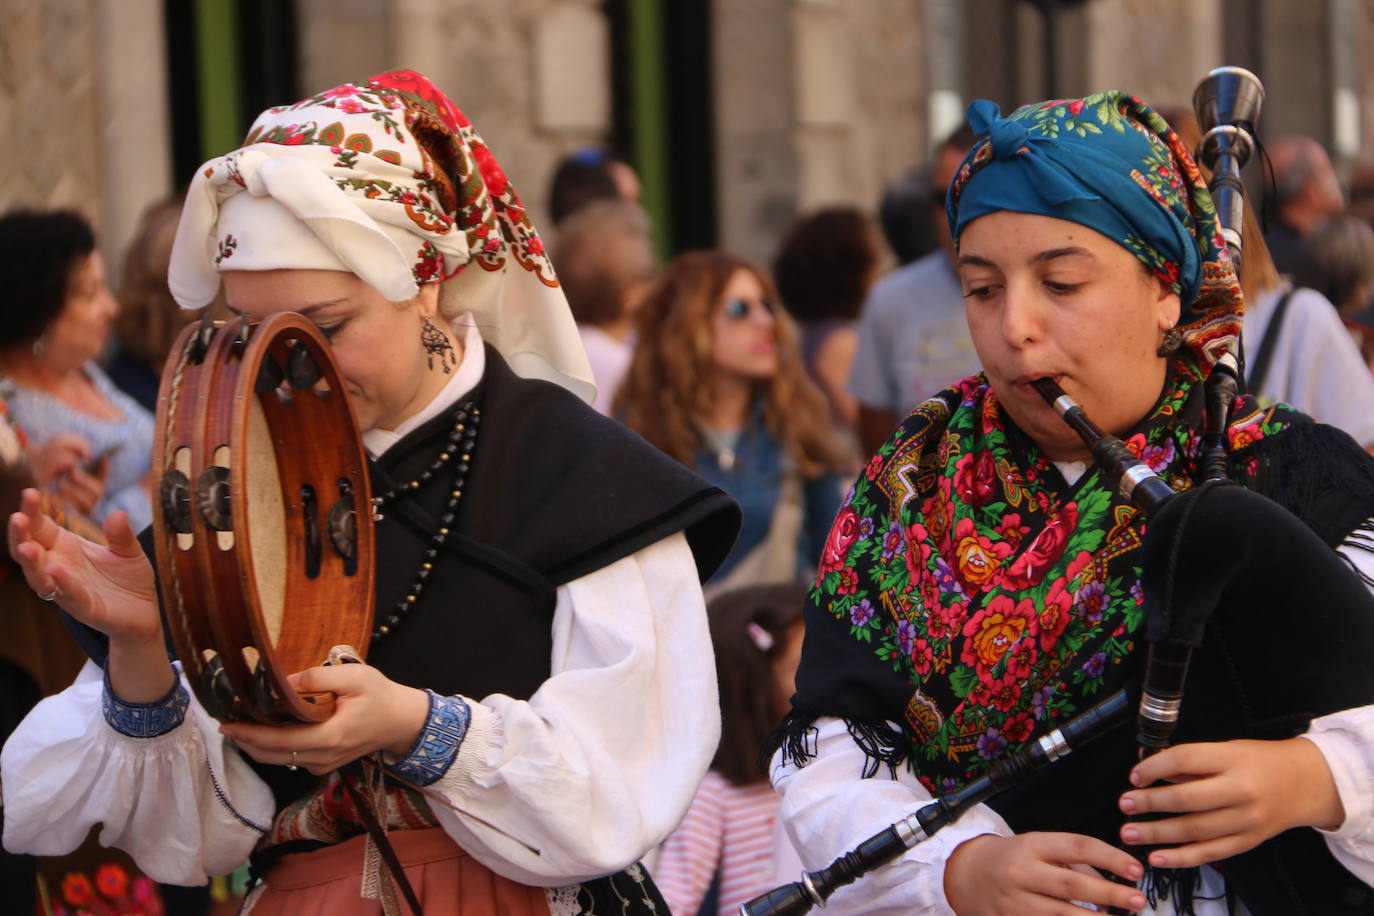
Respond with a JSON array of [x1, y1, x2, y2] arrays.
[[988, 477, 1374, 914]]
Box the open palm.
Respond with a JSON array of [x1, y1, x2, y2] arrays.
[[8, 488, 160, 645]]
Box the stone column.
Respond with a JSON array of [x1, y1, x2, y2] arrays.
[[1358, 0, 1374, 161], [1083, 0, 1222, 110], [713, 0, 800, 264], [1329, 0, 1360, 162], [297, 0, 393, 94], [715, 0, 924, 265], [1253, 0, 1331, 142], [925, 0, 963, 150], [792, 0, 859, 215], [293, 0, 610, 229], [0, 0, 103, 221], [96, 0, 173, 285], [533, 1, 609, 136]]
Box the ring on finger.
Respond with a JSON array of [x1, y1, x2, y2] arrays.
[[38, 588, 57, 602], [286, 750, 299, 771]]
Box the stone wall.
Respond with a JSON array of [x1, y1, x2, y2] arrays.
[[715, 0, 925, 266], [0, 0, 171, 285], [712, 0, 800, 266], [298, 0, 608, 233], [1083, 0, 1223, 110], [1361, 0, 1374, 162], [1, 2, 104, 224], [7, 0, 1374, 282]]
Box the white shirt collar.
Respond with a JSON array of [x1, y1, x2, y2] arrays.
[[1053, 459, 1089, 485], [363, 313, 484, 459]]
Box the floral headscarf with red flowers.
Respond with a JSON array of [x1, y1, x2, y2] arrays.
[[169, 70, 593, 402], [777, 92, 1311, 803], [947, 92, 1244, 375]]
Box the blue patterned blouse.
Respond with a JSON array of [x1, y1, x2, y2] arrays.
[[1, 362, 155, 531]]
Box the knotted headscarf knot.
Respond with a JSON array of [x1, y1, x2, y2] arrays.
[[969, 101, 1029, 160]]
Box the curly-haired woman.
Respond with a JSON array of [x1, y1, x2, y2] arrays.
[[618, 251, 844, 592]]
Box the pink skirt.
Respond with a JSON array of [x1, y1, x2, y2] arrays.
[[246, 828, 551, 915]]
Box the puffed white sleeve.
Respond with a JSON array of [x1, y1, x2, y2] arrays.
[[417, 530, 720, 886], [1301, 539, 1374, 883], [1, 660, 274, 885], [771, 716, 1012, 916]]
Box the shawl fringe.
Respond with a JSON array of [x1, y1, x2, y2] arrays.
[[1240, 416, 1374, 550], [1340, 520, 1374, 587], [844, 719, 909, 779], [766, 709, 820, 772], [1140, 864, 1226, 916], [765, 711, 909, 780]]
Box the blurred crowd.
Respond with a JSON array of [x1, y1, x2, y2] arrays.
[[8, 112, 1374, 916]]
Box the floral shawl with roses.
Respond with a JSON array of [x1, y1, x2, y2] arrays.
[[782, 356, 1374, 799]]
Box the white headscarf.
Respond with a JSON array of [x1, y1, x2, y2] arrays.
[[168, 70, 595, 403]]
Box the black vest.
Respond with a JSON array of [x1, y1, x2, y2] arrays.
[[249, 346, 738, 802]]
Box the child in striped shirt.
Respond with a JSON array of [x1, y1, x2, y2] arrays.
[[655, 583, 807, 915]]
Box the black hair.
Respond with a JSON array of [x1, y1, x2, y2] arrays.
[[1274, 147, 1321, 209], [1309, 213, 1374, 311], [773, 207, 882, 322], [0, 210, 96, 349], [877, 123, 977, 264], [940, 122, 978, 161], [548, 148, 624, 226], [879, 171, 939, 265]]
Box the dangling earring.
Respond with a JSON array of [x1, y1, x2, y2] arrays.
[[31, 335, 46, 358], [1156, 328, 1183, 357], [421, 314, 455, 374]]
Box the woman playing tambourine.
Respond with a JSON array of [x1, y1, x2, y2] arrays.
[[4, 71, 739, 915]]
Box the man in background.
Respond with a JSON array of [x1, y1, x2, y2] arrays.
[[849, 124, 982, 456], [547, 147, 641, 226], [1266, 135, 1345, 290]]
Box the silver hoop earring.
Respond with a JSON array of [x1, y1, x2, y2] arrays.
[[31, 336, 46, 357]]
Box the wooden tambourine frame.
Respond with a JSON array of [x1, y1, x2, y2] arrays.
[[151, 313, 375, 723]]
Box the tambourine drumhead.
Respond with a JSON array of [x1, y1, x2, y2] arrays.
[[152, 313, 374, 724], [244, 397, 287, 647], [234, 317, 374, 711]]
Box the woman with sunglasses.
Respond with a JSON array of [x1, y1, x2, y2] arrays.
[[618, 251, 844, 593]]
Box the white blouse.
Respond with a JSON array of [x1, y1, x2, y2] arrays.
[[2, 530, 716, 889], [1, 315, 721, 889]]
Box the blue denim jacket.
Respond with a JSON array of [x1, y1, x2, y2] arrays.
[[693, 416, 840, 583]]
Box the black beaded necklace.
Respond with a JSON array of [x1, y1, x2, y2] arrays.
[[369, 401, 480, 643]]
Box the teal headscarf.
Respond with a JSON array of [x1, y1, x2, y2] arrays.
[[945, 92, 1244, 372]]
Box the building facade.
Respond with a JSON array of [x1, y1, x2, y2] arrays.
[[4, 0, 1374, 279]]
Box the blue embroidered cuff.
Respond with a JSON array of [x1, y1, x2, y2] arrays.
[[385, 691, 471, 787], [102, 664, 189, 738]]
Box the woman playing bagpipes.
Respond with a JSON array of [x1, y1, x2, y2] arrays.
[[769, 93, 1374, 914], [2, 71, 739, 914]]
